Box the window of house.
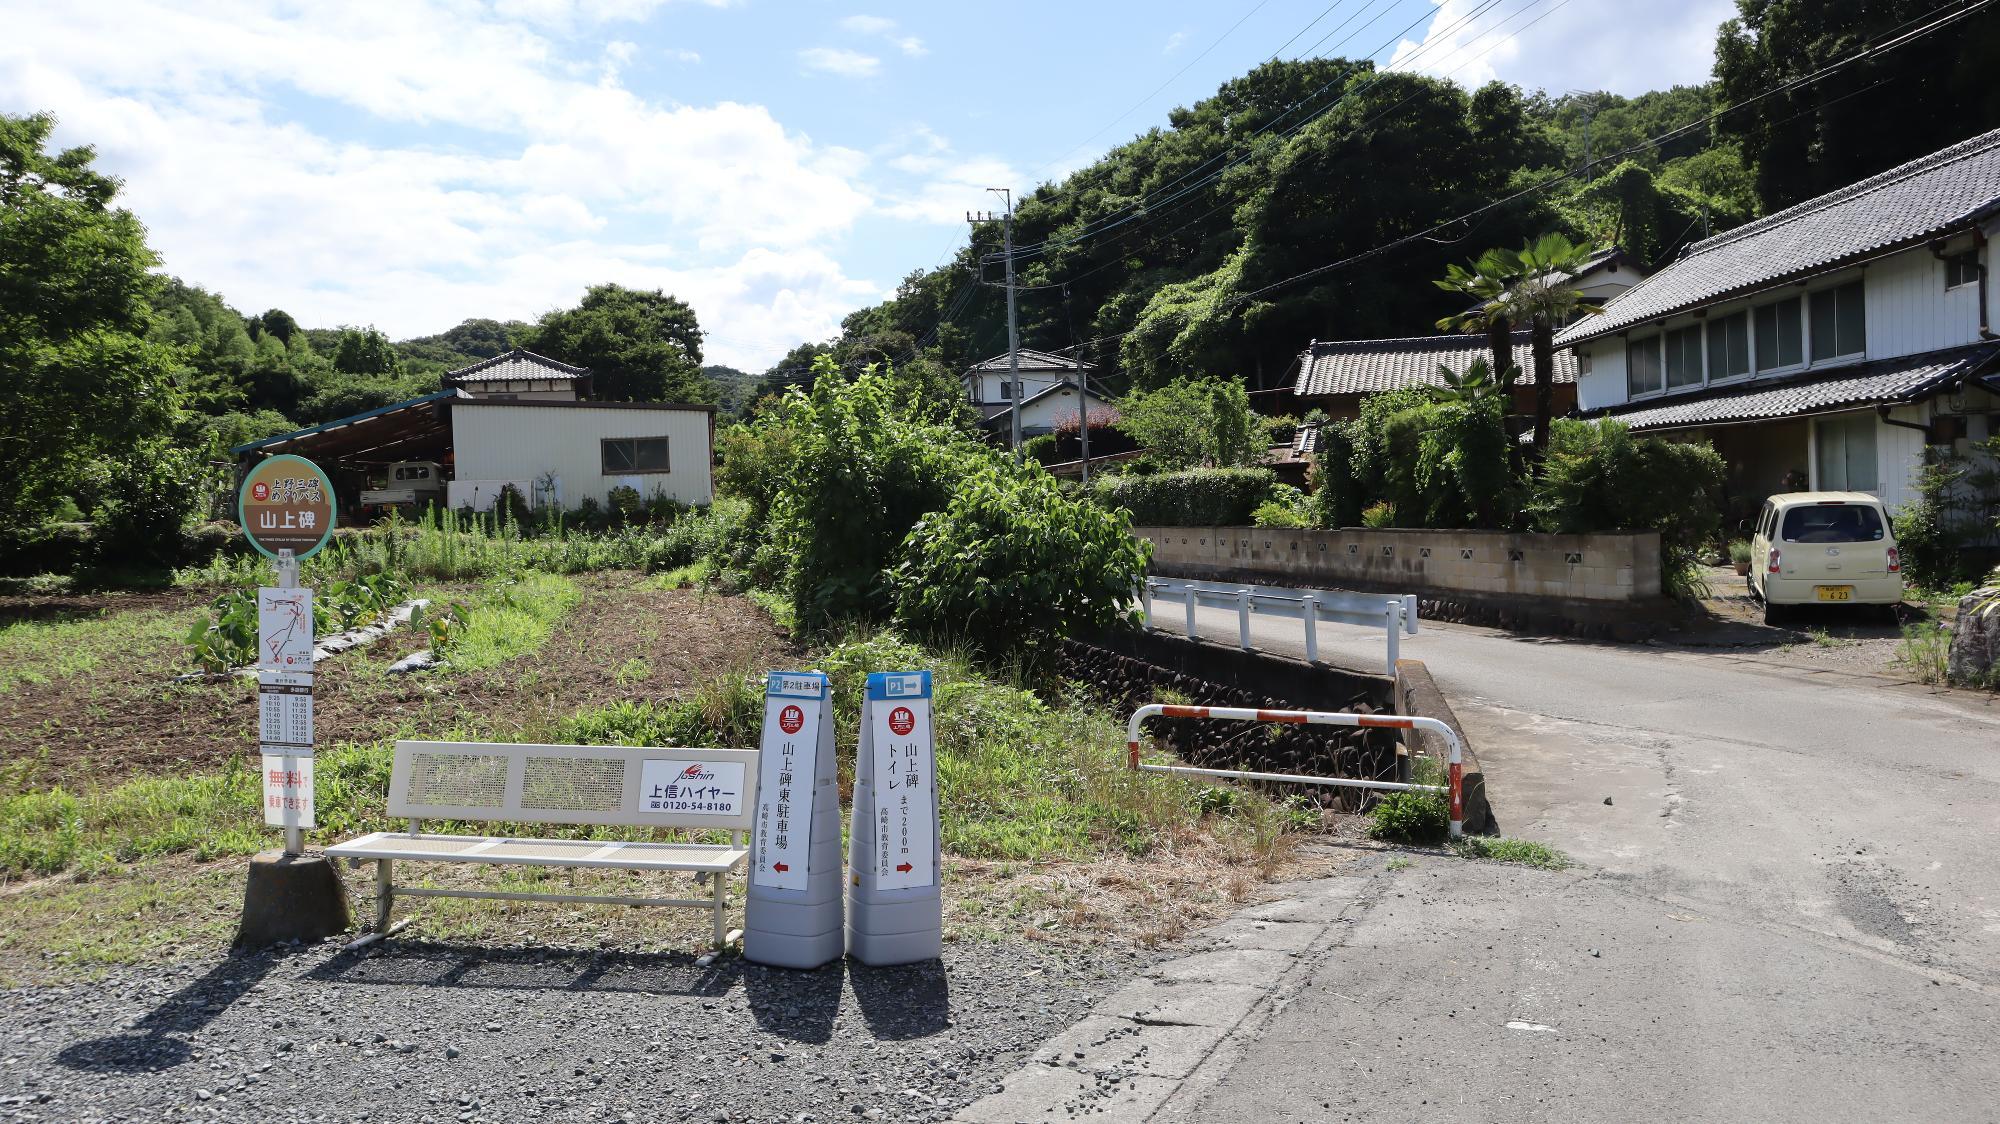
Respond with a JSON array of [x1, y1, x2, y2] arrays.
[[1626, 335, 1664, 397], [1577, 349, 1592, 377], [601, 436, 671, 474], [1814, 413, 1878, 492], [1945, 249, 1980, 289], [1705, 310, 1750, 381], [1664, 325, 1704, 389], [1808, 280, 1866, 362], [1754, 296, 1803, 372]]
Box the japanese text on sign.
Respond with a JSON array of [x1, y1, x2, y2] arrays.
[[867, 672, 936, 891], [261, 752, 315, 829], [752, 671, 828, 892], [638, 759, 746, 817], [257, 672, 314, 748]]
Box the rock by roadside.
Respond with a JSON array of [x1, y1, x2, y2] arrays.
[[0, 937, 1158, 1123], [1947, 586, 1999, 687]]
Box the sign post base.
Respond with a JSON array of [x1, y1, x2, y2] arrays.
[[233, 851, 351, 950]]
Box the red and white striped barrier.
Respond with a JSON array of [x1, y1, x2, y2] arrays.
[[1125, 703, 1464, 838]]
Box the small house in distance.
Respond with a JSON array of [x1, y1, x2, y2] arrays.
[[233, 348, 714, 516], [964, 349, 1115, 442]]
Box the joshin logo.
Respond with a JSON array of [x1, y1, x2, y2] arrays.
[[677, 763, 719, 782], [888, 706, 916, 736], [779, 704, 805, 735]]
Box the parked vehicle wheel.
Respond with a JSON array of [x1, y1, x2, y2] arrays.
[[1762, 599, 1785, 627]]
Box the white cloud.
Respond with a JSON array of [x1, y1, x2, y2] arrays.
[[1164, 30, 1187, 54], [1388, 0, 1732, 96], [668, 47, 702, 63], [798, 46, 882, 79], [0, 1, 882, 368], [839, 14, 896, 36], [839, 14, 925, 58]]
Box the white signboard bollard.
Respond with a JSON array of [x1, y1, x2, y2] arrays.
[[744, 671, 844, 969], [846, 671, 942, 966]]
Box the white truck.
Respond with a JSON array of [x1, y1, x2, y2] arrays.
[[360, 461, 447, 515]]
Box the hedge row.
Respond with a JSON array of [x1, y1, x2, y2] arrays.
[[1091, 467, 1277, 526]]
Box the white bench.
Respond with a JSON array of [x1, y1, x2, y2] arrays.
[[326, 740, 759, 946]]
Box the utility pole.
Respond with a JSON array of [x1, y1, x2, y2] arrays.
[[968, 188, 1022, 451], [1075, 349, 1091, 487]]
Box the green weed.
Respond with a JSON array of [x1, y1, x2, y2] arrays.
[[1453, 836, 1570, 870], [1895, 620, 1952, 685], [437, 572, 581, 672], [0, 609, 192, 694], [1366, 791, 1449, 844]]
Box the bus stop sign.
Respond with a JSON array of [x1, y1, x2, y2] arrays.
[[239, 454, 337, 559]]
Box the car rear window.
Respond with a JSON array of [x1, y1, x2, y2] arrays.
[[1781, 504, 1885, 543]]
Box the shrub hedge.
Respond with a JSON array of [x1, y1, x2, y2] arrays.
[[1091, 467, 1277, 526]]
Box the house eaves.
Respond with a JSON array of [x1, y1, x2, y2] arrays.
[[1557, 127, 2000, 348]]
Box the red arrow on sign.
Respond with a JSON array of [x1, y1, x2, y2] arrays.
[[772, 862, 789, 872], [895, 862, 913, 873]]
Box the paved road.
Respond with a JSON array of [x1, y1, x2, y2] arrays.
[[1158, 606, 2000, 1120]]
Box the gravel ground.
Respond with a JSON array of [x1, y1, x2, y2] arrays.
[[0, 937, 1156, 1123]]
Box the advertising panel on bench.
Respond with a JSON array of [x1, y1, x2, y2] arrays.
[[639, 759, 746, 817]]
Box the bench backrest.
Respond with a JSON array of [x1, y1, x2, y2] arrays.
[[388, 740, 760, 832]]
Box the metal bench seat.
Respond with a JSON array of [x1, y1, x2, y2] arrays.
[[327, 832, 748, 873], [331, 740, 760, 946]]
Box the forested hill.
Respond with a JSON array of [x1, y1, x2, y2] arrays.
[[795, 2, 2000, 399]]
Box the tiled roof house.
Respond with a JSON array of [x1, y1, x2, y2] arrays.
[[1555, 127, 2000, 520]]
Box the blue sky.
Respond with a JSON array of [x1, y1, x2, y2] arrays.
[[3, 0, 1729, 369]]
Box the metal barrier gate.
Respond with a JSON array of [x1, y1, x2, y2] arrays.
[[1141, 578, 1417, 675], [1126, 703, 1464, 838]]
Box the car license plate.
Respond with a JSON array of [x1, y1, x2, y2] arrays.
[[1815, 586, 1853, 602]]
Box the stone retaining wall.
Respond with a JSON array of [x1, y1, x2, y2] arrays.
[[1137, 525, 1662, 602]]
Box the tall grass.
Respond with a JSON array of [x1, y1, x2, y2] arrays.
[[2, 627, 1294, 882], [174, 504, 734, 588], [441, 572, 583, 672]]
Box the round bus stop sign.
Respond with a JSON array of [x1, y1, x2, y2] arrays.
[[239, 454, 337, 559]]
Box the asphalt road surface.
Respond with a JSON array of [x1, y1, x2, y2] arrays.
[[1158, 605, 2000, 1122]]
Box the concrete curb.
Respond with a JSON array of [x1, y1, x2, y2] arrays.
[[949, 864, 1384, 1123], [1395, 658, 1493, 835]]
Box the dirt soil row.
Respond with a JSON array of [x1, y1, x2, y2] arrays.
[[0, 573, 795, 793]]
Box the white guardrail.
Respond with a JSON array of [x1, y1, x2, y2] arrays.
[[1142, 577, 1418, 675], [1126, 703, 1465, 838]]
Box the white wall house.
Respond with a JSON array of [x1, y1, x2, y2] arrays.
[[985, 379, 1116, 440], [1557, 129, 2000, 524], [963, 349, 1093, 421], [451, 400, 715, 509]]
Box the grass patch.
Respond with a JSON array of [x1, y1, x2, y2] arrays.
[[1895, 620, 1952, 685], [745, 588, 796, 633], [1453, 836, 1570, 870], [440, 572, 582, 672], [651, 558, 714, 590], [0, 607, 193, 695], [1365, 791, 1449, 844]]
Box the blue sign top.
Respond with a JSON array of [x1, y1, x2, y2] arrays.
[[765, 671, 828, 699], [865, 670, 931, 701]]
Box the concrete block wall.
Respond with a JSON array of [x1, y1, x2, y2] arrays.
[[1135, 526, 1662, 602]]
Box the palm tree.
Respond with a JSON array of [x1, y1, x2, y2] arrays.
[[1437, 235, 1604, 460], [1429, 356, 1500, 404], [1433, 251, 1520, 395], [1499, 234, 1604, 458]]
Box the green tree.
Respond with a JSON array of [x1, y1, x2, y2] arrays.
[[526, 283, 711, 403], [1115, 376, 1261, 469], [0, 112, 183, 535], [1495, 234, 1603, 456], [1434, 251, 1522, 394], [1714, 0, 2000, 211], [332, 327, 403, 376]]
